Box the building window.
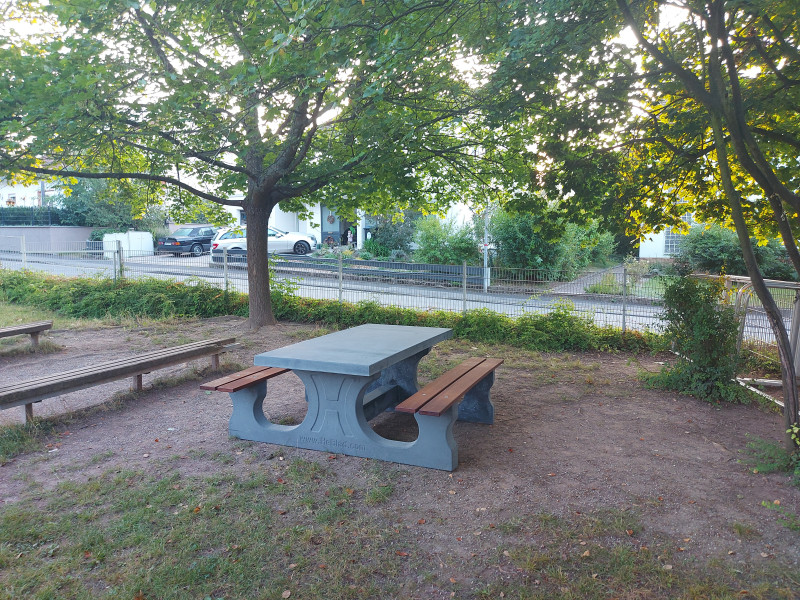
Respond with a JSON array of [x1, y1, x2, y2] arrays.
[[664, 213, 694, 256]]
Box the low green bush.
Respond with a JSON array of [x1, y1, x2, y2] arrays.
[[675, 224, 796, 280], [1, 269, 658, 353], [362, 238, 389, 258], [643, 276, 748, 402], [0, 270, 249, 319]]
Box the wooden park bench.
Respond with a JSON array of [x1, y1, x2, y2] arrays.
[[0, 321, 53, 349], [1, 337, 237, 422], [395, 356, 503, 422]]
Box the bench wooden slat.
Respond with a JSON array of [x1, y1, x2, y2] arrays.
[[418, 358, 503, 416], [0, 339, 234, 395], [201, 366, 290, 393], [0, 338, 236, 410], [394, 357, 486, 414], [200, 366, 271, 390], [0, 321, 53, 337]]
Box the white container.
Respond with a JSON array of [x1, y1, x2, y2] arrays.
[[102, 231, 154, 258]]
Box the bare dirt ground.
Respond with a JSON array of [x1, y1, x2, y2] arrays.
[[1, 316, 798, 589]]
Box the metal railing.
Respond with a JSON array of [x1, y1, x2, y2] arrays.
[[0, 237, 796, 350]]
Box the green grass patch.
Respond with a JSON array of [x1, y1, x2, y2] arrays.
[[1, 464, 797, 598], [0, 421, 56, 465], [1, 270, 660, 354], [480, 511, 797, 599]]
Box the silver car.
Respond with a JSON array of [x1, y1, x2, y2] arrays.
[[210, 226, 317, 264]]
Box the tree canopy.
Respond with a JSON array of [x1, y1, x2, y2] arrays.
[[0, 0, 503, 326], [488, 0, 800, 446]]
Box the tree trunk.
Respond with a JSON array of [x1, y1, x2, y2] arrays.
[[244, 198, 276, 329], [710, 112, 799, 451]]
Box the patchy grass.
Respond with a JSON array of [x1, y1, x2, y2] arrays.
[[0, 338, 63, 358], [0, 463, 796, 599], [0, 420, 59, 465]]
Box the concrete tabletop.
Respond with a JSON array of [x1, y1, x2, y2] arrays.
[[254, 324, 453, 376]]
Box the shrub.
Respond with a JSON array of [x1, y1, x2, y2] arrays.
[[489, 211, 616, 279], [413, 217, 480, 265], [644, 276, 748, 402], [675, 224, 796, 280], [1, 269, 659, 354], [363, 238, 389, 258], [368, 214, 418, 254]]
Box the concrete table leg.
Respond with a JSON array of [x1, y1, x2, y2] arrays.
[[366, 348, 430, 402], [457, 371, 495, 424], [228, 368, 463, 470]]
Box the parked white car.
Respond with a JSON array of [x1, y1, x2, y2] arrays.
[[210, 226, 317, 264]]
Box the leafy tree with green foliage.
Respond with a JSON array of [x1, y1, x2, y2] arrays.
[[413, 217, 480, 265], [54, 179, 170, 242], [0, 0, 502, 328], [490, 0, 800, 450], [676, 225, 796, 281], [489, 210, 616, 279], [368, 212, 420, 256]]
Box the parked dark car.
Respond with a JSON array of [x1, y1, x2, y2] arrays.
[[157, 226, 217, 256]]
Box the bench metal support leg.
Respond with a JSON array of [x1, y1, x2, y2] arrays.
[[457, 371, 495, 424]]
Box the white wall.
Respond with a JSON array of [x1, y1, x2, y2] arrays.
[[638, 231, 667, 259], [0, 179, 57, 207]]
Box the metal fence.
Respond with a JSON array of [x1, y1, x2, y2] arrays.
[[0, 206, 65, 226], [0, 236, 796, 351]]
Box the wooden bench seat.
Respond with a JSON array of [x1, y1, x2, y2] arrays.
[[201, 366, 290, 393], [395, 357, 503, 418], [1, 337, 236, 422], [0, 321, 53, 348]]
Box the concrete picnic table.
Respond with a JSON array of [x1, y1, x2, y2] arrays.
[[234, 324, 463, 468]]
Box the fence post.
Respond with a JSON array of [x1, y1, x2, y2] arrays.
[[338, 251, 343, 304], [117, 240, 125, 279], [791, 290, 800, 376], [462, 261, 467, 314], [622, 267, 627, 333], [20, 235, 27, 269], [223, 246, 229, 292]]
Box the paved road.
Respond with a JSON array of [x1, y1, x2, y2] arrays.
[[0, 249, 780, 342]]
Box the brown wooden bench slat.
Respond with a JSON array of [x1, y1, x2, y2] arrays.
[[0, 338, 236, 410], [0, 321, 53, 337], [201, 366, 290, 393], [394, 357, 486, 414], [418, 358, 504, 417], [200, 366, 271, 390], [0, 338, 235, 395]]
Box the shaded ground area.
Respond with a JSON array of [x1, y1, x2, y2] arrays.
[[0, 316, 798, 598]]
